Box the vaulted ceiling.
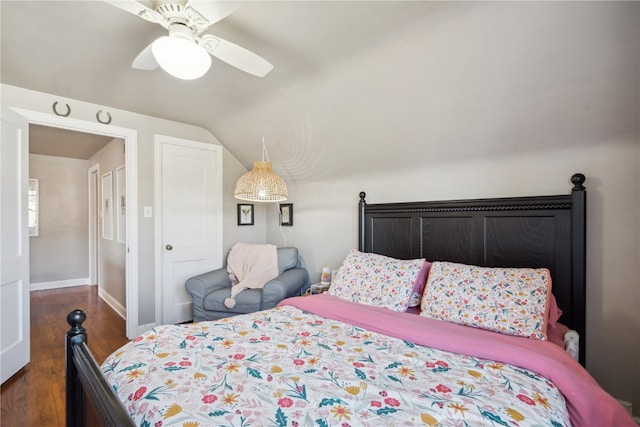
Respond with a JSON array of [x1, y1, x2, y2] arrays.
[[2, 1, 435, 174], [2, 1, 638, 182]]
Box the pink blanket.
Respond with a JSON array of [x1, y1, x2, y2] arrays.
[[225, 242, 278, 307], [281, 294, 635, 427]]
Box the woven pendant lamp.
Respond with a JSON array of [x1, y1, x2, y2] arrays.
[[234, 139, 288, 202]]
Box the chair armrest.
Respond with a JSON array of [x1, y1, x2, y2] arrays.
[[185, 268, 231, 298], [261, 268, 310, 309]]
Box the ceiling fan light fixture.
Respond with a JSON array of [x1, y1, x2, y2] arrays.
[[151, 36, 212, 80]]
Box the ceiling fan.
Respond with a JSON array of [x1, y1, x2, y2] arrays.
[[103, 0, 273, 79]]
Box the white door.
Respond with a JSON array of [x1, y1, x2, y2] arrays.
[[157, 136, 222, 324], [1, 109, 30, 384]]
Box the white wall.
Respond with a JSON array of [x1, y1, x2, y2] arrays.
[[1, 83, 261, 328], [28, 154, 88, 284], [88, 138, 126, 309]]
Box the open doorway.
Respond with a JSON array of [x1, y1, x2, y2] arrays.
[[8, 106, 140, 339], [29, 124, 127, 319]]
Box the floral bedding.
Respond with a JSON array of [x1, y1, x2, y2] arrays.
[[102, 304, 570, 427]]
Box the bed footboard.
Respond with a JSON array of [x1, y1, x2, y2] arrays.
[[65, 309, 134, 427]]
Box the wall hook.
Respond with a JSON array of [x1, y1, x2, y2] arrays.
[[52, 102, 71, 117], [96, 110, 112, 125]]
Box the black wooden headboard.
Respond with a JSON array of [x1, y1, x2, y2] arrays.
[[358, 173, 586, 365]]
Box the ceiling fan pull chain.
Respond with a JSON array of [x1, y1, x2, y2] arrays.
[[52, 101, 71, 117], [96, 110, 112, 125]]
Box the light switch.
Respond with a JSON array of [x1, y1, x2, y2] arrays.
[[144, 206, 153, 218]]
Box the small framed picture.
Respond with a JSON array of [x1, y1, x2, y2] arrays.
[[237, 204, 254, 226], [280, 203, 293, 226]]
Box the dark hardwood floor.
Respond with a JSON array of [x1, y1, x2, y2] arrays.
[[1, 285, 129, 426]]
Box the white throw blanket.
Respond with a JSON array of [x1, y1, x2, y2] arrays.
[[224, 242, 279, 309]]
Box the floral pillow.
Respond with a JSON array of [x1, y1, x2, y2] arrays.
[[328, 249, 425, 312], [420, 261, 551, 340]]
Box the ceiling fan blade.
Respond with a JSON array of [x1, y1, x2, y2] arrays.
[[201, 35, 273, 77], [102, 0, 168, 28], [186, 1, 240, 28], [131, 41, 159, 70]]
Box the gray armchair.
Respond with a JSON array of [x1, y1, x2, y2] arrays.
[[186, 246, 310, 322]]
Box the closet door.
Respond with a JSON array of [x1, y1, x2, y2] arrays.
[[156, 136, 222, 324]]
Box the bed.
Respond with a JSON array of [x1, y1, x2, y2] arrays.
[[65, 173, 635, 427]]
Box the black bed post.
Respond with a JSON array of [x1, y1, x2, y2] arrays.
[[570, 173, 586, 366], [66, 309, 87, 427], [358, 192, 366, 251]]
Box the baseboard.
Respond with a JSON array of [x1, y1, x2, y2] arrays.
[[97, 288, 126, 320], [30, 278, 90, 291]]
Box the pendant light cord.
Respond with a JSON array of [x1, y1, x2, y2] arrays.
[[262, 137, 270, 162], [278, 201, 287, 247]]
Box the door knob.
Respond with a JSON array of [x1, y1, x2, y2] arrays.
[[165, 244, 173, 251]]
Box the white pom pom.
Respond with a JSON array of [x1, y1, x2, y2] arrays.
[[224, 298, 236, 309]]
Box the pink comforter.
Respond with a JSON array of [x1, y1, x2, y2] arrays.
[[281, 294, 635, 427]]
